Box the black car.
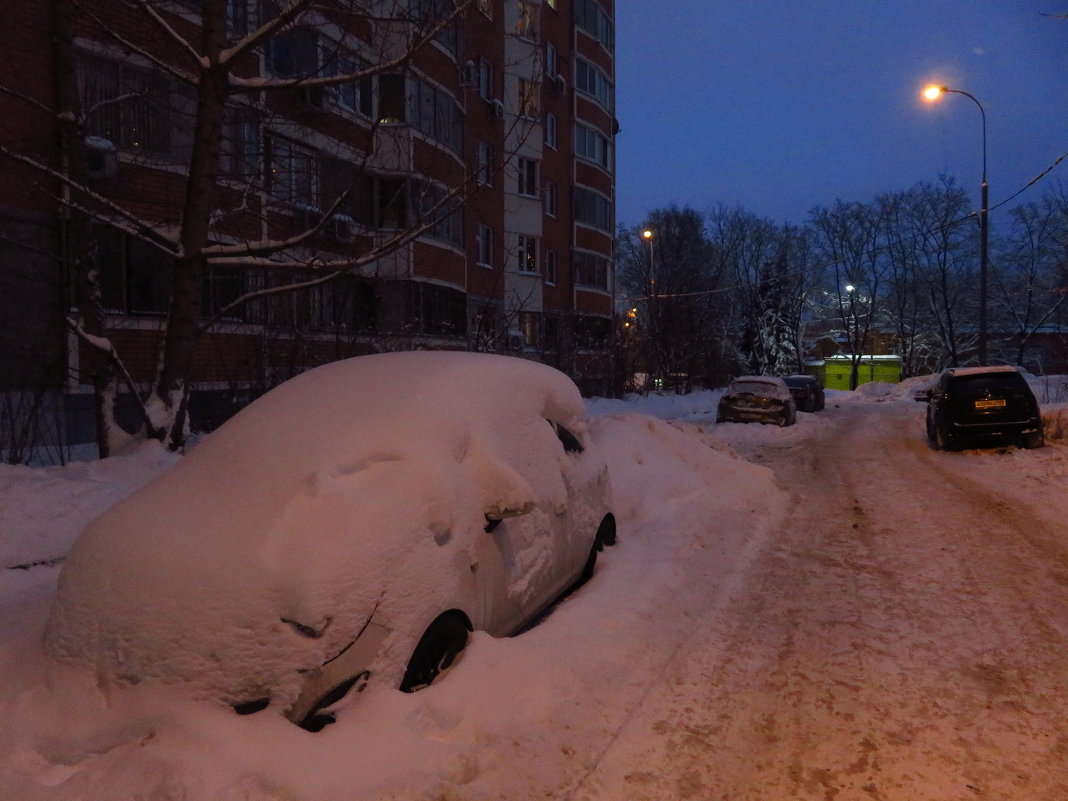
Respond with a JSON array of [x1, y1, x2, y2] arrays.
[[783, 374, 825, 413], [916, 366, 1044, 450]]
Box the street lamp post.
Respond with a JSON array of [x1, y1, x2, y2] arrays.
[[641, 228, 658, 387], [922, 84, 989, 365]]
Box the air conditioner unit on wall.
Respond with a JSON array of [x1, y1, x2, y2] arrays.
[[84, 137, 118, 180], [552, 74, 566, 95], [507, 329, 524, 350], [490, 98, 505, 119]]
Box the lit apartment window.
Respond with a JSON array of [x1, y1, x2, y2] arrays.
[[516, 1, 537, 38], [517, 235, 538, 272], [477, 224, 494, 266], [517, 157, 538, 196], [543, 180, 558, 216]]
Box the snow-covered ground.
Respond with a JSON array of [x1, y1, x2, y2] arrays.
[[1, 378, 1066, 800]]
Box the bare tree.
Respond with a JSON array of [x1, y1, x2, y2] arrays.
[[616, 205, 726, 391], [1, 0, 553, 454]]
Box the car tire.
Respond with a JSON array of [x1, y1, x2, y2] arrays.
[[1023, 430, 1045, 449], [400, 612, 471, 693], [934, 425, 953, 451]]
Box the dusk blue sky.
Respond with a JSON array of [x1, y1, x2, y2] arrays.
[[614, 1, 1068, 228]]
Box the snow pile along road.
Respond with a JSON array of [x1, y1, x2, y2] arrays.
[[0, 400, 785, 801]]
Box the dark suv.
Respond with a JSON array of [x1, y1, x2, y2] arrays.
[[917, 366, 1044, 450]]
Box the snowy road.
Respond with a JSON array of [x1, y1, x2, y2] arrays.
[[573, 401, 1068, 801]]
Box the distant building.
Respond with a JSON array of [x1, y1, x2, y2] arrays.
[[0, 0, 618, 450]]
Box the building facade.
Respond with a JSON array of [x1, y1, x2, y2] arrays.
[[0, 0, 617, 451]]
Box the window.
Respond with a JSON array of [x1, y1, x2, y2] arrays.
[[80, 54, 194, 162], [333, 53, 373, 117], [267, 136, 318, 207], [411, 78, 463, 152], [574, 251, 609, 288], [575, 122, 611, 169], [543, 180, 557, 216], [544, 249, 558, 285], [477, 224, 494, 266], [575, 57, 612, 109], [545, 112, 557, 148], [220, 106, 261, 179], [378, 74, 406, 123], [409, 282, 467, 336], [378, 177, 409, 228], [575, 0, 613, 51], [521, 311, 539, 348], [321, 159, 375, 226], [418, 182, 462, 246], [544, 41, 558, 77], [516, 1, 537, 38], [517, 157, 538, 196], [574, 186, 611, 231], [518, 78, 539, 118], [517, 235, 538, 272], [411, 0, 459, 56], [477, 140, 494, 186], [477, 58, 494, 100], [94, 225, 172, 314], [265, 26, 318, 77]]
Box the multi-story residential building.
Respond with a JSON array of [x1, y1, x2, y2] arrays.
[[0, 0, 617, 453]]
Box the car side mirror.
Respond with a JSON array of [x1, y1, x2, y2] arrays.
[[483, 502, 534, 533], [913, 388, 933, 403]]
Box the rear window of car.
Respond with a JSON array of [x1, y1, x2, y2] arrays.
[[731, 381, 778, 395], [950, 373, 1027, 393]]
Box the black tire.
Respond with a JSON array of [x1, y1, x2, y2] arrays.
[[578, 541, 598, 585], [1023, 430, 1045, 449], [399, 613, 471, 693]]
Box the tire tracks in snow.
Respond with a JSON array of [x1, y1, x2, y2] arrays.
[[570, 401, 1068, 801]]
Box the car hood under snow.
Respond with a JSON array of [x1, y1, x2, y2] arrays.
[[43, 352, 594, 710]]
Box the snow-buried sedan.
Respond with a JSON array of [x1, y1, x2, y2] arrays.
[[44, 352, 616, 730]]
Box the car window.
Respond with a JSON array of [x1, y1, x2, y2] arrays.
[[951, 373, 1027, 393], [549, 420, 584, 453], [731, 381, 777, 395]]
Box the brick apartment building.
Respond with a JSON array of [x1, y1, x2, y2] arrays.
[[0, 0, 617, 451]]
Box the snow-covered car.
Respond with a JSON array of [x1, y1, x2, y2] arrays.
[[916, 365, 1044, 450], [44, 352, 616, 730], [716, 376, 797, 427]]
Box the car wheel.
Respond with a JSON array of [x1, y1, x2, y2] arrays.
[[400, 612, 471, 693], [1023, 430, 1045, 449], [934, 425, 953, 451]]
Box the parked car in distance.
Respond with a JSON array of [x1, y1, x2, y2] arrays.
[[44, 352, 616, 732], [717, 376, 797, 427], [783, 374, 825, 412], [915, 365, 1044, 450]]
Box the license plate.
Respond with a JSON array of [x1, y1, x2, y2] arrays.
[[974, 398, 1006, 409]]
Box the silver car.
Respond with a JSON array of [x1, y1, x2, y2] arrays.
[[716, 375, 798, 427], [44, 352, 615, 730]]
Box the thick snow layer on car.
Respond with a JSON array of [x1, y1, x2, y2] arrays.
[[724, 376, 793, 402], [43, 352, 597, 710]]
